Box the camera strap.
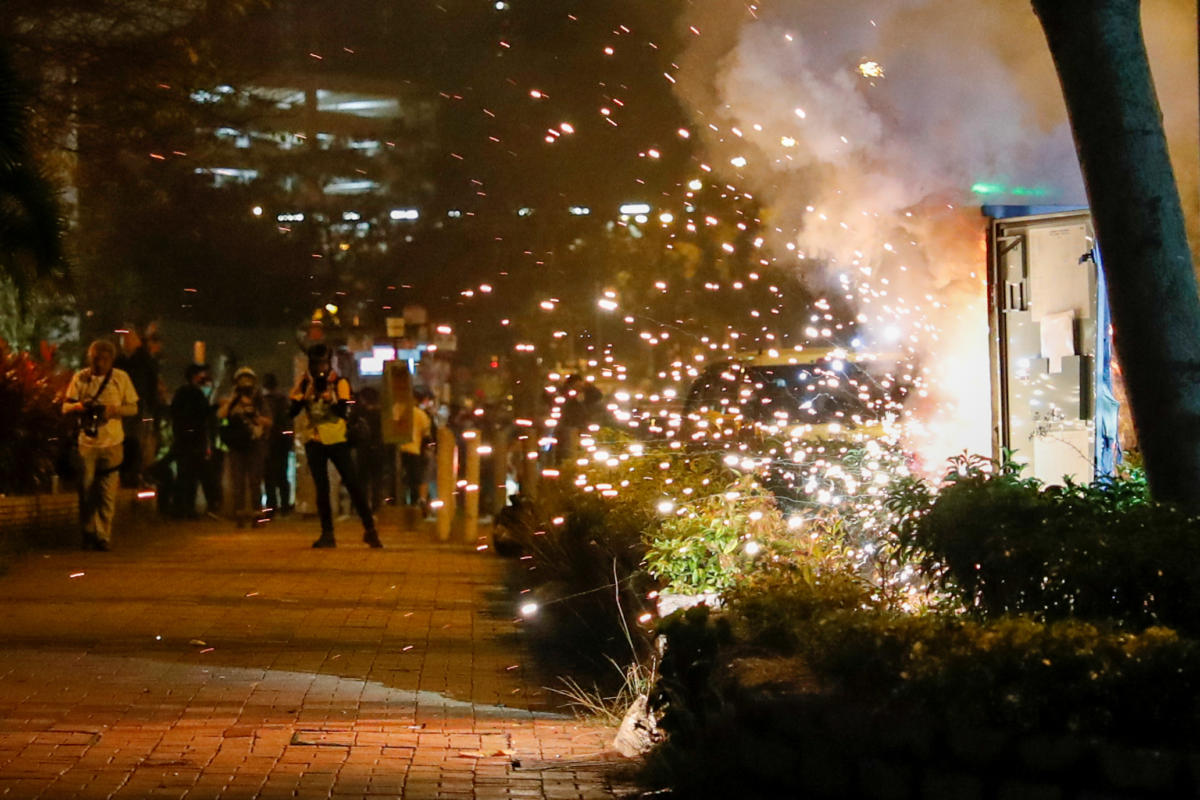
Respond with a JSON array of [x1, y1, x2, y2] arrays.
[[88, 370, 114, 406]]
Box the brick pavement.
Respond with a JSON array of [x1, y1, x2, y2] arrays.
[[0, 509, 636, 799]]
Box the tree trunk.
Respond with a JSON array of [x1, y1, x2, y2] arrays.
[[1033, 0, 1200, 506]]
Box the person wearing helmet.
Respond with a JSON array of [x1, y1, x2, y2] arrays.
[[217, 366, 272, 528], [290, 344, 382, 548]]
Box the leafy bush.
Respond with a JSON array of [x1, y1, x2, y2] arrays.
[[650, 604, 732, 749], [643, 452, 1200, 798], [0, 343, 71, 494], [644, 476, 781, 594], [888, 453, 1200, 632], [500, 485, 657, 675], [657, 574, 1200, 751]]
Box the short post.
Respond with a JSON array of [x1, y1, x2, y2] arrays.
[[462, 430, 480, 541], [520, 434, 539, 500], [435, 426, 457, 541], [488, 442, 506, 516]]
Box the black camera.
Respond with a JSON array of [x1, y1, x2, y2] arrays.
[[80, 401, 106, 438]]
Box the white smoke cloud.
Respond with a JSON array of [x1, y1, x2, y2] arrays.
[[673, 0, 1195, 467]]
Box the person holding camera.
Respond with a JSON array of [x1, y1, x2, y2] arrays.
[[290, 344, 381, 549], [62, 339, 139, 551], [217, 367, 272, 528]]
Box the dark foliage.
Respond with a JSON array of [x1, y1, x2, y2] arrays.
[[888, 454, 1200, 633], [0, 345, 71, 493]]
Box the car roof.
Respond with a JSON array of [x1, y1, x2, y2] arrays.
[[717, 347, 900, 368]]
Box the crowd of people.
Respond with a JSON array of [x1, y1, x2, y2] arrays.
[[61, 338, 448, 551], [61, 333, 605, 553]]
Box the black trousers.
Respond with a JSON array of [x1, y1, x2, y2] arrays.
[[400, 451, 426, 506], [264, 435, 292, 512], [305, 441, 374, 537], [172, 446, 206, 517], [356, 444, 385, 511]]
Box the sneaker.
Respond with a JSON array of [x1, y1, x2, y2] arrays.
[[312, 535, 337, 548], [363, 530, 383, 549], [93, 539, 110, 552]]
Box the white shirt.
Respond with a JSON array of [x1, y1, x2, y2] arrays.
[[65, 367, 139, 449]]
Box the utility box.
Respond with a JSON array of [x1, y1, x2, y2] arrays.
[[985, 206, 1120, 485]]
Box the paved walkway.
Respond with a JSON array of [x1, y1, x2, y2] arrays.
[[0, 509, 634, 799]]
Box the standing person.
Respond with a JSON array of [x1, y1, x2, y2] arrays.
[[261, 373, 293, 516], [170, 364, 213, 518], [290, 344, 381, 548], [217, 367, 272, 528], [351, 386, 385, 511], [399, 392, 433, 514], [62, 339, 139, 551], [114, 325, 161, 487]]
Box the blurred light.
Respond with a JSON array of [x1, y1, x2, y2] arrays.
[[619, 203, 652, 215], [520, 602, 538, 617], [389, 208, 419, 220], [251, 205, 263, 216], [858, 60, 885, 78]]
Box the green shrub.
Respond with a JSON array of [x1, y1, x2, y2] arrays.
[[644, 476, 780, 595], [888, 454, 1200, 633], [658, 577, 1200, 751]]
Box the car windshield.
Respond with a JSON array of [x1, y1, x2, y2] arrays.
[[686, 359, 894, 426], [748, 364, 870, 423]]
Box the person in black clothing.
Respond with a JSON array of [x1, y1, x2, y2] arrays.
[[261, 373, 293, 516], [170, 363, 213, 518], [351, 386, 386, 511], [115, 325, 161, 487], [290, 344, 381, 548]]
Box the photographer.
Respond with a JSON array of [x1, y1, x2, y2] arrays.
[[217, 367, 272, 528], [290, 344, 381, 548], [62, 339, 139, 551]]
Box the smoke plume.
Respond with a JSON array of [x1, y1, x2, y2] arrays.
[[673, 0, 1197, 466]]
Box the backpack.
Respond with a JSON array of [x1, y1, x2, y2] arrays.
[[220, 411, 256, 451]]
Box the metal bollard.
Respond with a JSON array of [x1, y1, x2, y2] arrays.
[[462, 430, 480, 541], [520, 434, 540, 496], [435, 426, 457, 541]]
